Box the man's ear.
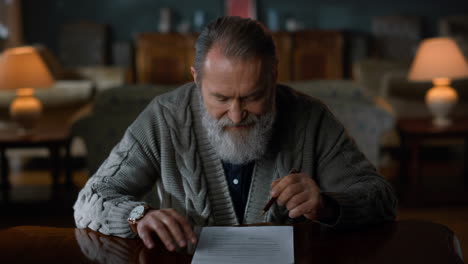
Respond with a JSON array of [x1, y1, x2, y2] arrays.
[[190, 66, 198, 84]]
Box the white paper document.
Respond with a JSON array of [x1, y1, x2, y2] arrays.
[[191, 226, 294, 264]]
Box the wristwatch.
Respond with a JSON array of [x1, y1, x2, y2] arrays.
[[127, 204, 151, 233]]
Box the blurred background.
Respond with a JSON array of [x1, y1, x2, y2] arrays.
[[1, 0, 468, 257]]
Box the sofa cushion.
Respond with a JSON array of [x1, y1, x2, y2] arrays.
[[75, 66, 126, 92], [325, 99, 394, 166], [0, 80, 93, 109]]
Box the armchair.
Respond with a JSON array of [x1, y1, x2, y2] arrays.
[[71, 84, 177, 175], [286, 80, 395, 167]]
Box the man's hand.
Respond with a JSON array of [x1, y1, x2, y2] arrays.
[[271, 172, 323, 219], [136, 208, 197, 251]]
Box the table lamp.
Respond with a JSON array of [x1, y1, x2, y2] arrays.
[[0, 46, 54, 130], [408, 37, 468, 127]]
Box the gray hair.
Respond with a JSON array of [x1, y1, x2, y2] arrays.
[[194, 16, 277, 83]]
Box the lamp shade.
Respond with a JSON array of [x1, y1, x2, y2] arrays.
[[408, 37, 468, 81], [0, 46, 54, 90]]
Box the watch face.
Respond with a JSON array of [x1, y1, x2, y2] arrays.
[[129, 205, 145, 219]]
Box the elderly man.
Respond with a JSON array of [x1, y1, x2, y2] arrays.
[[74, 16, 396, 251]]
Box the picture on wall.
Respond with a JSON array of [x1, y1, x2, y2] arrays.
[[225, 0, 256, 19]]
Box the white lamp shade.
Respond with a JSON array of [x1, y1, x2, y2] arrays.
[[409, 37, 468, 81], [0, 46, 54, 90]]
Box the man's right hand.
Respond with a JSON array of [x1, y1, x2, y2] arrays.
[[136, 208, 197, 251]]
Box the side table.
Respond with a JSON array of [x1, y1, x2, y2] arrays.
[[397, 118, 468, 205], [0, 124, 73, 196]]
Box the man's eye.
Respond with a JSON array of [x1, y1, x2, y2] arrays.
[[246, 95, 259, 102], [217, 97, 229, 102], [245, 93, 263, 102]]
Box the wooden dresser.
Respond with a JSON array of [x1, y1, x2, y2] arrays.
[[135, 31, 344, 85]]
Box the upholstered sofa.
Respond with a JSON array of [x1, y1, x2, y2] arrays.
[[286, 80, 394, 166], [0, 42, 127, 111], [0, 80, 94, 110], [72, 81, 394, 175], [0, 49, 126, 113], [353, 14, 468, 122], [353, 58, 468, 120]]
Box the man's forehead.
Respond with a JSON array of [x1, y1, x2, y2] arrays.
[[202, 47, 270, 94], [203, 71, 269, 97], [204, 47, 237, 75], [206, 82, 268, 98], [204, 46, 263, 71]]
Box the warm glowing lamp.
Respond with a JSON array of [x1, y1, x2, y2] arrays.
[[0, 46, 54, 130], [409, 37, 468, 127]]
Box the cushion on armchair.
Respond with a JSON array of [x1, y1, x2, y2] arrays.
[[0, 80, 94, 109], [287, 80, 395, 166], [74, 66, 127, 92]]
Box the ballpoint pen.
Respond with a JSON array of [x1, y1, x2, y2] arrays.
[[260, 168, 299, 216]]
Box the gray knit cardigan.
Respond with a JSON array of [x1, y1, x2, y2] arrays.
[[73, 83, 397, 238]]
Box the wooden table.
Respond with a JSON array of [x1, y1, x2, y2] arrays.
[[0, 221, 462, 263], [0, 123, 72, 193], [397, 118, 468, 204]]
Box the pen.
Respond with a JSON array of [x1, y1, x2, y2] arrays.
[[260, 168, 299, 216]]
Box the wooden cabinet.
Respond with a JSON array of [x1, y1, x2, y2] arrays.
[[271, 32, 293, 83], [290, 31, 344, 80], [135, 31, 344, 85], [136, 33, 197, 85]]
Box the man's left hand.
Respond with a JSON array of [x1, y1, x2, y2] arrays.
[[271, 172, 323, 219]]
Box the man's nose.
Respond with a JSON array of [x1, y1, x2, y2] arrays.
[[228, 99, 246, 124]]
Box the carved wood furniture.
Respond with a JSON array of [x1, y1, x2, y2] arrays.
[[136, 33, 197, 85], [290, 31, 344, 81], [135, 31, 344, 85], [397, 117, 468, 205]]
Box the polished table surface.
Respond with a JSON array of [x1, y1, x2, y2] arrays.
[[0, 220, 463, 264]]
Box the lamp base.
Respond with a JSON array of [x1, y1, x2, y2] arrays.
[[425, 78, 458, 128], [432, 116, 452, 127], [9, 88, 42, 131]]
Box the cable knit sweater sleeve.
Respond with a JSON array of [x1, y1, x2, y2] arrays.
[[309, 102, 397, 228], [73, 106, 162, 238]]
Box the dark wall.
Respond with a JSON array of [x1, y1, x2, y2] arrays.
[[23, 0, 223, 53], [22, 0, 468, 53]]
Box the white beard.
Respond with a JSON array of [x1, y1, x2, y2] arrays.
[[200, 96, 276, 164]]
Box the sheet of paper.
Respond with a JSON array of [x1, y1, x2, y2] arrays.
[[191, 226, 294, 264]]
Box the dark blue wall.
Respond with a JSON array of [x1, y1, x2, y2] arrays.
[[22, 0, 468, 53]]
